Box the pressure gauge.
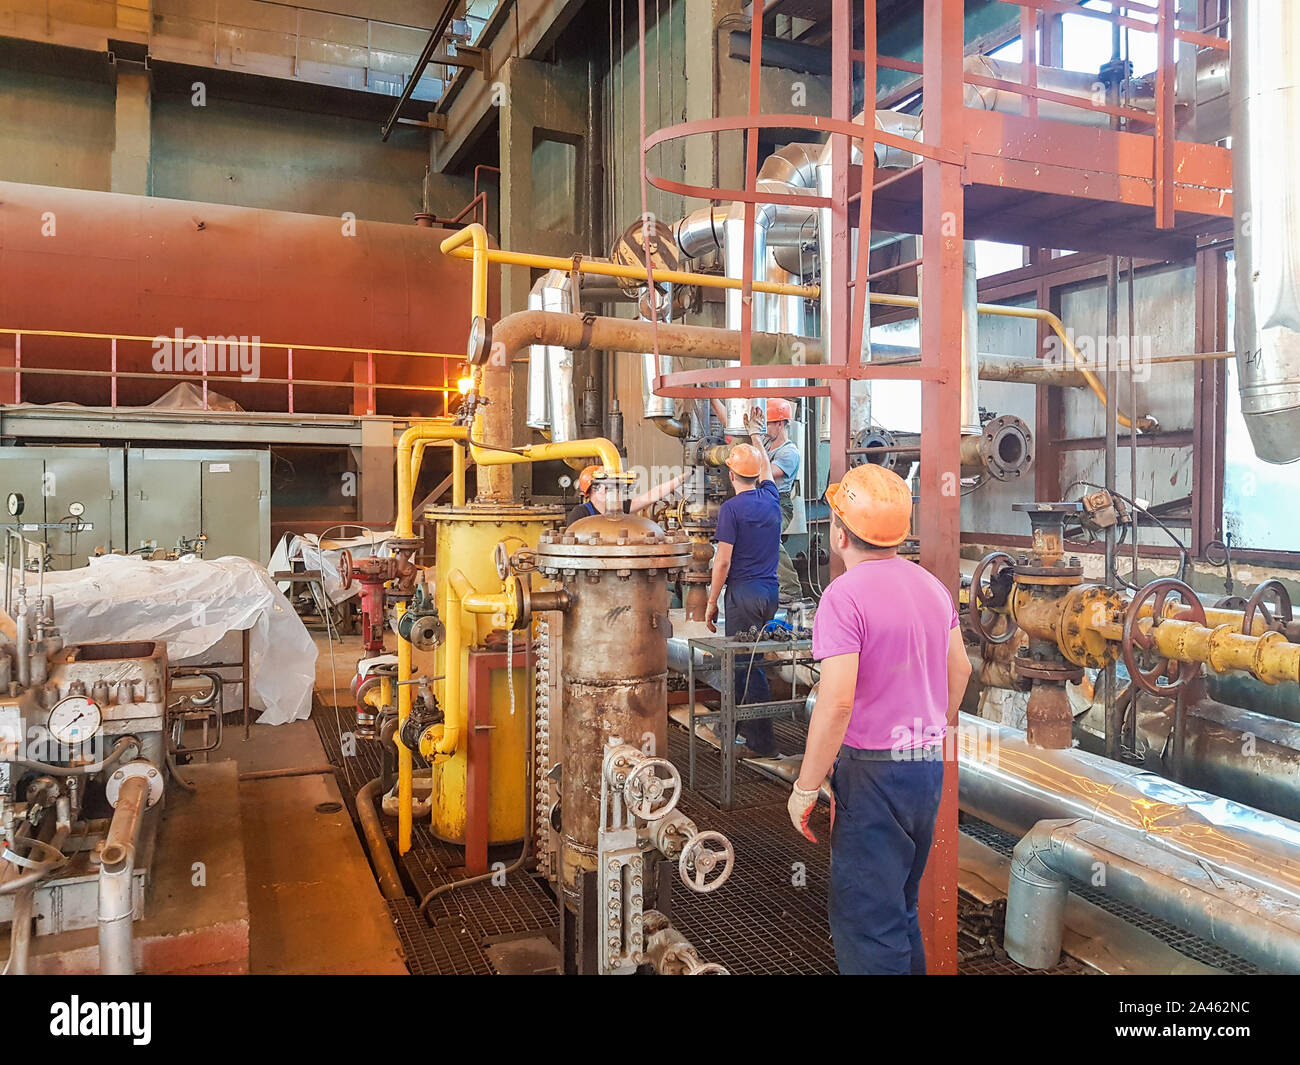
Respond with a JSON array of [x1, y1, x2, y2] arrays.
[[68, 501, 85, 517], [7, 492, 23, 517], [47, 696, 102, 745]]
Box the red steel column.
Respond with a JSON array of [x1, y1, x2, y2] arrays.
[[917, 0, 965, 977], [827, 0, 852, 541]]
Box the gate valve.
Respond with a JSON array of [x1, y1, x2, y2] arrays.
[[679, 830, 735, 893]]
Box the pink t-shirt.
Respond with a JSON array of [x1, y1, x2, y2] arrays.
[[811, 556, 959, 751]]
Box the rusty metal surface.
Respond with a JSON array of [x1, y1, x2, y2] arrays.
[[0, 181, 481, 413]]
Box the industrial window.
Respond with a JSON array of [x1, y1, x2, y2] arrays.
[[531, 135, 578, 234]]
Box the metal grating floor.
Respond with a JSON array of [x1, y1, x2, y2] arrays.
[[316, 702, 1074, 975]]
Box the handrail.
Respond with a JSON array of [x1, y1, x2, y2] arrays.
[[1, 327, 463, 416]]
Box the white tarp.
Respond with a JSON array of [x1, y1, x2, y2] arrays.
[[5, 554, 317, 725], [268, 530, 397, 605]]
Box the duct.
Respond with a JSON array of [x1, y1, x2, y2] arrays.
[[720, 150, 822, 434], [961, 241, 979, 433], [963, 56, 1160, 127], [957, 713, 1300, 905], [523, 271, 578, 444], [1006, 817, 1300, 972], [526, 277, 550, 431], [543, 275, 578, 446], [1229, 0, 1300, 464], [676, 206, 728, 260]]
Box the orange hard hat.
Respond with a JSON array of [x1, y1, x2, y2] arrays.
[[577, 464, 602, 496], [725, 443, 763, 478], [766, 398, 794, 424], [826, 463, 912, 547]]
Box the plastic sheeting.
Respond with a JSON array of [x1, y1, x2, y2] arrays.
[[5, 554, 317, 725], [269, 530, 398, 605]]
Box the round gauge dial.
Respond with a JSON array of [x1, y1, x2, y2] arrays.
[[7, 492, 23, 517], [68, 501, 86, 517], [47, 696, 102, 745]]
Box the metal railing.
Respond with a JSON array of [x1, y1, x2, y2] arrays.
[[0, 328, 462, 416]]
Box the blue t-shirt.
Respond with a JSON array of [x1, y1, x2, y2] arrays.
[[715, 480, 781, 583], [768, 440, 801, 497]]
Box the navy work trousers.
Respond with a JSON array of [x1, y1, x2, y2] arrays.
[[828, 754, 944, 974], [723, 579, 778, 754]]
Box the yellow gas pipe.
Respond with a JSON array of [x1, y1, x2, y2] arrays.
[[393, 418, 625, 852], [440, 223, 819, 305], [394, 421, 468, 854], [986, 580, 1300, 689]]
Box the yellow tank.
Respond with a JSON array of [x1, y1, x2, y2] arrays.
[[425, 503, 565, 844]]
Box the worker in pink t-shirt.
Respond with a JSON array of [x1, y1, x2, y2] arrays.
[[787, 463, 970, 975]]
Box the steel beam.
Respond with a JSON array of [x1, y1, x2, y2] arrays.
[[915, 0, 964, 977]]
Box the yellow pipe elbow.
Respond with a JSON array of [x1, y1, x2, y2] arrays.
[[396, 421, 468, 538], [440, 223, 489, 320]]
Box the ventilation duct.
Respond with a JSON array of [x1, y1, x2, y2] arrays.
[[1229, 0, 1300, 463], [524, 270, 578, 444]]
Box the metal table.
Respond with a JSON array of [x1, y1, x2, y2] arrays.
[[685, 633, 813, 809]]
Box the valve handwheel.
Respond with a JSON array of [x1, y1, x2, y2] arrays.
[[622, 757, 681, 821], [679, 831, 735, 894], [1122, 578, 1206, 696], [1242, 579, 1293, 636], [339, 548, 354, 591], [969, 551, 1018, 645]]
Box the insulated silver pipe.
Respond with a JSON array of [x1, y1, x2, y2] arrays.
[[961, 241, 980, 433], [1229, 0, 1300, 464], [525, 276, 550, 430], [963, 56, 1159, 126], [544, 272, 577, 443], [15, 599, 30, 688], [641, 351, 675, 420], [1006, 817, 1300, 972], [957, 714, 1300, 904]]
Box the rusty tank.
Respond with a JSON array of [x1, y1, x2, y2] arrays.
[[0, 180, 493, 414], [533, 511, 690, 909]]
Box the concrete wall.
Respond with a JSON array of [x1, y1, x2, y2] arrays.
[[0, 66, 115, 191], [0, 60, 462, 225], [151, 92, 436, 223]]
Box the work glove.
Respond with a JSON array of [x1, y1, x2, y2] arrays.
[[788, 781, 822, 842], [705, 600, 719, 633]]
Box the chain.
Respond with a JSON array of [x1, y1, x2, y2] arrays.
[[507, 626, 516, 716]]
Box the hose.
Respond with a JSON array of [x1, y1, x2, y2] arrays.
[[356, 778, 407, 901], [13, 735, 136, 777], [166, 749, 198, 793]]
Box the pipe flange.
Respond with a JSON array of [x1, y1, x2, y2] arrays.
[[1057, 585, 1124, 668], [106, 760, 165, 809], [971, 415, 1034, 481], [1014, 659, 1085, 683]]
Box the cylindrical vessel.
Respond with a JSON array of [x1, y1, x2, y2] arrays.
[[0, 180, 486, 413], [535, 513, 690, 909], [1229, 0, 1300, 463], [426, 503, 564, 845]]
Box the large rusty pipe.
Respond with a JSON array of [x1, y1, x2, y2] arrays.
[[486, 311, 822, 370]]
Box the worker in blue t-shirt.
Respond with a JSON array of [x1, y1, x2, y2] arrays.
[[764, 398, 803, 602], [705, 408, 783, 757]]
